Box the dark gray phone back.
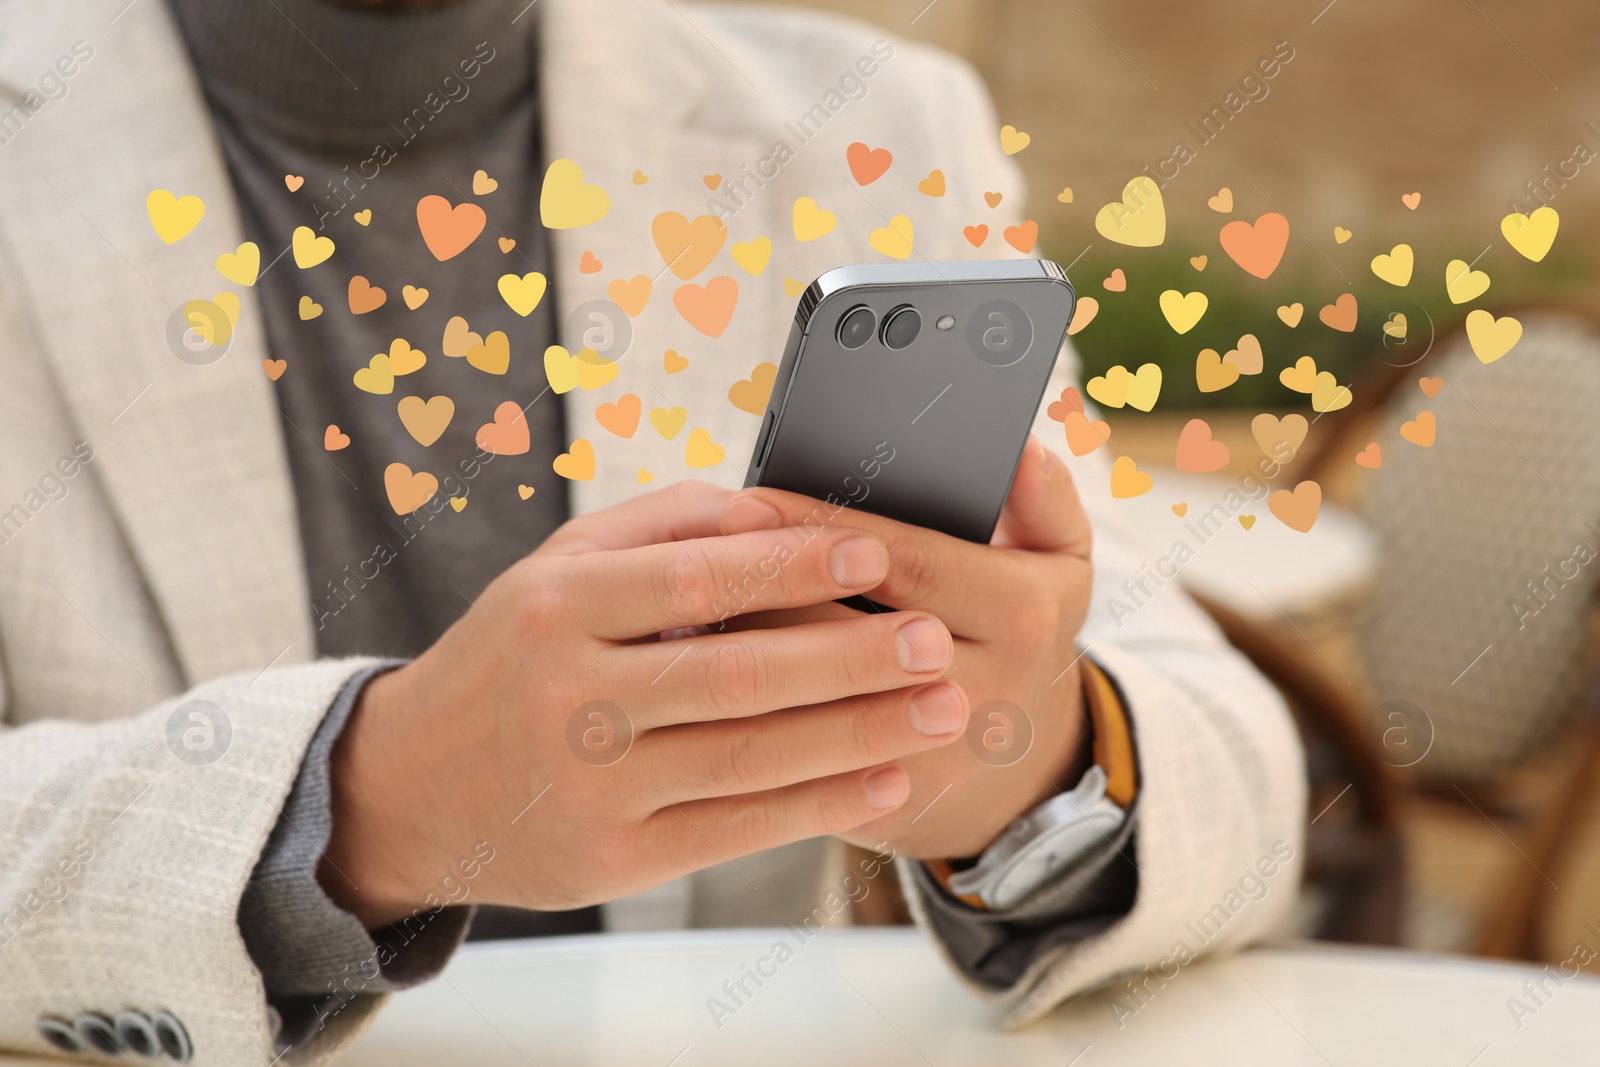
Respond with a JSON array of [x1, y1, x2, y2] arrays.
[[746, 260, 1076, 543]]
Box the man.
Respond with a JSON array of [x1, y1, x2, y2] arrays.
[[0, 0, 1305, 1062]]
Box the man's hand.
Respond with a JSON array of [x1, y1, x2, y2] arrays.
[[717, 436, 1096, 859], [320, 481, 973, 928]]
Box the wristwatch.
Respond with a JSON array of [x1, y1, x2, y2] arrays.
[[934, 657, 1137, 911]]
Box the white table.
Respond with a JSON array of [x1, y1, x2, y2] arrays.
[[338, 928, 1597, 1065]]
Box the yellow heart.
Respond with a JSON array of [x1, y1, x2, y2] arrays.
[[1207, 188, 1233, 213], [999, 124, 1031, 155], [146, 189, 206, 244], [499, 237, 516, 254], [1277, 302, 1304, 327], [1465, 309, 1522, 364], [663, 349, 689, 374], [544, 345, 618, 393], [1382, 312, 1408, 339], [1501, 206, 1558, 262], [402, 285, 429, 310], [291, 225, 335, 269], [784, 277, 807, 299], [215, 242, 260, 286], [384, 463, 438, 515], [1126, 363, 1163, 412], [1158, 290, 1208, 334], [387, 338, 426, 376], [1444, 259, 1490, 304], [182, 293, 238, 346], [1333, 226, 1352, 244], [1251, 413, 1309, 461], [298, 295, 323, 321], [397, 395, 455, 446], [1171, 503, 1188, 517], [1311, 372, 1352, 413], [637, 469, 653, 484], [553, 438, 596, 481], [1056, 187, 1074, 204], [1085, 365, 1131, 409], [731, 237, 772, 276], [685, 427, 726, 469], [650, 405, 687, 439], [517, 484, 536, 500], [633, 170, 648, 185], [539, 158, 610, 229], [1110, 456, 1153, 499], [353, 209, 372, 226], [792, 196, 837, 242], [449, 497, 467, 512], [1094, 176, 1166, 248], [498, 271, 548, 316], [443, 316, 483, 359], [869, 214, 914, 260], [1279, 355, 1319, 394], [467, 331, 510, 375], [353, 354, 395, 395], [1370, 243, 1414, 287], [473, 169, 498, 195], [1238, 515, 1257, 530], [1195, 349, 1240, 393]]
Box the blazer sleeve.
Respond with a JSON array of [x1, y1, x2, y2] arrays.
[[0, 656, 397, 1065], [888, 40, 1310, 1028]]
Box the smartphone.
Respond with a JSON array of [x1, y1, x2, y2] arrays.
[[745, 259, 1076, 544]]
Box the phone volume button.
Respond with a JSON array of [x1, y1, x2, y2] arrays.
[[754, 410, 777, 468]]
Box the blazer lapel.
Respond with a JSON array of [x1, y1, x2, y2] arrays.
[[0, 0, 314, 684]]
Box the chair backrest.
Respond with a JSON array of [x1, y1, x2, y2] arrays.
[[1358, 311, 1600, 781]]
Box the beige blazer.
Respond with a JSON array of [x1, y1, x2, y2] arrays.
[[0, 0, 1306, 1062]]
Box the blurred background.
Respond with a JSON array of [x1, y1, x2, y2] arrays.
[[772, 0, 1600, 970]]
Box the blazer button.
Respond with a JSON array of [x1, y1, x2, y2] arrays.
[[36, 1017, 82, 1055], [151, 1010, 193, 1063], [115, 1011, 161, 1058], [73, 1013, 121, 1056]]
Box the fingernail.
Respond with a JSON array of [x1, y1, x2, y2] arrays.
[[865, 767, 911, 810], [907, 682, 965, 736], [895, 617, 952, 672], [830, 535, 888, 588], [724, 494, 783, 531]]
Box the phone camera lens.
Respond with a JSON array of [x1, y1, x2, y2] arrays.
[[836, 305, 877, 350], [881, 305, 921, 350]]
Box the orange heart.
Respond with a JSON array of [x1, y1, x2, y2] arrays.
[[415, 194, 486, 261], [846, 142, 893, 185], [1402, 192, 1421, 210], [984, 192, 1003, 209], [1047, 386, 1086, 422], [1063, 410, 1111, 456], [1319, 293, 1358, 332], [324, 424, 350, 451], [1268, 480, 1322, 533], [1174, 417, 1230, 473], [347, 275, 387, 315], [918, 169, 946, 197], [963, 224, 988, 247], [384, 462, 438, 515], [262, 359, 286, 381], [1190, 255, 1208, 271], [607, 274, 653, 317], [595, 393, 641, 438], [1003, 220, 1038, 254], [553, 438, 596, 481], [1171, 502, 1188, 517], [475, 400, 531, 456], [1419, 376, 1443, 398], [1400, 410, 1436, 447], [673, 276, 738, 338], [1218, 212, 1289, 279], [1103, 269, 1126, 292], [499, 237, 516, 254], [579, 251, 602, 274], [1355, 442, 1382, 468], [652, 211, 728, 281], [663, 349, 689, 374], [284, 174, 304, 192], [729, 362, 777, 415], [703, 174, 722, 190]]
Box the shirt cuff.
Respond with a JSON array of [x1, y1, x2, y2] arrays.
[[237, 661, 474, 1048]]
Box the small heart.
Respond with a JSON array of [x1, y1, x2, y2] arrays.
[[1224, 334, 1264, 375], [416, 194, 486, 261], [1056, 186, 1074, 204], [476, 400, 531, 456], [384, 462, 438, 515], [1063, 410, 1111, 456], [324, 425, 350, 451], [1419, 376, 1443, 398], [731, 237, 772, 277], [1102, 268, 1126, 292], [472, 169, 498, 195], [1355, 442, 1382, 469], [385, 338, 426, 376], [1194, 348, 1240, 393], [1382, 312, 1408, 340], [1067, 296, 1099, 336], [449, 497, 467, 512], [285, 174, 304, 192], [498, 271, 548, 316], [1110, 456, 1153, 499], [298, 295, 323, 321], [1501, 206, 1559, 261], [499, 237, 516, 253], [215, 242, 261, 287], [1402, 191, 1422, 210], [517, 484, 536, 499], [870, 215, 915, 260], [262, 358, 286, 381], [607, 274, 653, 317], [673, 275, 739, 337], [1268, 480, 1322, 533], [1190, 255, 1207, 271], [397, 394, 454, 446], [728, 362, 777, 415], [1171, 503, 1188, 517], [1445, 258, 1491, 304], [1207, 187, 1233, 213], [347, 275, 387, 315], [1238, 515, 1257, 530], [354, 209, 372, 226], [291, 226, 335, 269], [1370, 243, 1414, 287], [999, 124, 1031, 155], [783, 277, 806, 298], [633, 170, 649, 185], [1333, 226, 1351, 244], [1400, 410, 1437, 447], [846, 142, 893, 186], [637, 469, 653, 484], [466, 331, 510, 375], [1159, 289, 1209, 334], [1277, 302, 1304, 327], [963, 224, 989, 248], [1046, 386, 1086, 422], [402, 284, 429, 310], [1319, 292, 1358, 332], [595, 393, 642, 439], [1465, 310, 1522, 364], [1003, 221, 1038, 254], [663, 349, 689, 374], [442, 316, 483, 358], [1251, 413, 1309, 461], [792, 197, 837, 241], [984, 191, 1003, 209], [650, 405, 687, 440], [1175, 417, 1230, 474], [703, 174, 722, 190], [579, 251, 603, 274], [918, 169, 946, 197], [685, 427, 726, 469]]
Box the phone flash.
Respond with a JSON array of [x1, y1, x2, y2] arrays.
[[936, 314, 956, 331]]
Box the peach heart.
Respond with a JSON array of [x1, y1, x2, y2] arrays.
[[595, 393, 641, 438], [607, 274, 653, 317], [347, 275, 387, 315], [1277, 302, 1304, 328], [1224, 334, 1264, 375], [475, 400, 531, 456], [1171, 503, 1188, 517], [384, 462, 438, 515], [918, 169, 946, 197], [1268, 480, 1322, 533], [1063, 410, 1111, 456], [416, 194, 487, 261], [1419, 376, 1443, 398], [1207, 188, 1233, 213], [284, 174, 304, 192], [652, 211, 728, 281], [1219, 212, 1289, 279], [846, 141, 893, 185], [262, 358, 286, 381], [442, 316, 483, 359], [472, 169, 498, 196], [402, 284, 429, 310], [963, 224, 989, 247], [324, 425, 350, 451], [1067, 297, 1099, 336], [517, 484, 536, 499], [1004, 221, 1038, 254], [1251, 413, 1309, 462], [1400, 410, 1436, 447], [1047, 386, 1086, 422], [1102, 269, 1126, 292], [1319, 293, 1358, 332], [579, 251, 602, 274], [1402, 192, 1421, 210], [1190, 255, 1208, 271], [673, 276, 738, 338], [1355, 442, 1382, 469], [1174, 418, 1230, 474]]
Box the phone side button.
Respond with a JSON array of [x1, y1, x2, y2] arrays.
[[753, 410, 777, 469]]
